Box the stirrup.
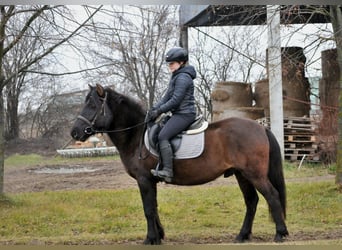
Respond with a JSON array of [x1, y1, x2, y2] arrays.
[[151, 168, 158, 176], [158, 172, 172, 183], [151, 162, 161, 177], [150, 169, 172, 183]]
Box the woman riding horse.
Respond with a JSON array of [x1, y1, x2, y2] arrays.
[[70, 62, 288, 244], [148, 47, 197, 182]]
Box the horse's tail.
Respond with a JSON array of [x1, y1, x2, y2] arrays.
[[265, 128, 286, 219]]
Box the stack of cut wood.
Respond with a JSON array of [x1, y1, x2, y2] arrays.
[[256, 117, 319, 162]]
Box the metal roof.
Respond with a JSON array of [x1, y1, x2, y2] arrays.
[[180, 5, 335, 27]]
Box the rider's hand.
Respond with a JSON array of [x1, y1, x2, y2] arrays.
[[148, 108, 161, 121]]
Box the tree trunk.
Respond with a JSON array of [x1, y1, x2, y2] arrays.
[[0, 87, 4, 194], [0, 6, 8, 194], [5, 86, 20, 140], [330, 6, 342, 188]]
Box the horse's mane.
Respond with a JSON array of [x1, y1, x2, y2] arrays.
[[105, 87, 146, 120]]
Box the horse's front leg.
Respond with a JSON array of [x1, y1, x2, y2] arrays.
[[137, 176, 164, 245]]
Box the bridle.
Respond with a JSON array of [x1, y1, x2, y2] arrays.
[[76, 91, 148, 135], [77, 92, 109, 135]]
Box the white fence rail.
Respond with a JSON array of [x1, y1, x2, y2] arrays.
[[56, 147, 118, 158]]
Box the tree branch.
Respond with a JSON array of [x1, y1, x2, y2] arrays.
[[23, 62, 114, 76], [192, 26, 265, 68], [3, 5, 51, 56], [4, 5, 103, 85]]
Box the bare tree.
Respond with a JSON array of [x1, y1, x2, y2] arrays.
[[0, 5, 103, 194], [85, 5, 179, 108], [190, 25, 266, 119]]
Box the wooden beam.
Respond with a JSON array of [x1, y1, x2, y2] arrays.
[[267, 5, 284, 159]]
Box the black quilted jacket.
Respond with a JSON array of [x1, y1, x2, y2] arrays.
[[154, 65, 196, 115]]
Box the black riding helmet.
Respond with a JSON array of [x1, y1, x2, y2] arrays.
[[165, 47, 188, 63]]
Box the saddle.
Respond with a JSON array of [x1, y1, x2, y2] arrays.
[[144, 114, 208, 159]]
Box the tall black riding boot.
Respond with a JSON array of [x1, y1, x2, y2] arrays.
[[151, 140, 173, 182]]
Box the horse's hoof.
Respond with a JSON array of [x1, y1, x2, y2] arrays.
[[143, 237, 161, 245], [274, 231, 288, 243], [234, 233, 251, 243], [274, 234, 284, 243]]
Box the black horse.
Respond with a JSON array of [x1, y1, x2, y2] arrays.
[[71, 84, 288, 244]]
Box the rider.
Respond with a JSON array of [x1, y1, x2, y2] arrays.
[[148, 47, 197, 181]]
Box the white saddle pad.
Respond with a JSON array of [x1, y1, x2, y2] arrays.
[[144, 131, 205, 159]]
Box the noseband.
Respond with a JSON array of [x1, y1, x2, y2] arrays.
[[77, 92, 108, 135]]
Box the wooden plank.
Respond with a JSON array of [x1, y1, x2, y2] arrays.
[[284, 148, 317, 155], [284, 143, 317, 149], [285, 154, 320, 162], [256, 117, 320, 162], [285, 143, 296, 149], [284, 134, 316, 142]]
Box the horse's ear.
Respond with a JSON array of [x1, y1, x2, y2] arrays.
[[88, 84, 93, 90], [96, 83, 105, 97]]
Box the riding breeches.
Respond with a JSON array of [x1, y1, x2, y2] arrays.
[[158, 113, 196, 142]]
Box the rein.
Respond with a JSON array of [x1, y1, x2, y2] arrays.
[[92, 121, 147, 134], [77, 112, 147, 135]]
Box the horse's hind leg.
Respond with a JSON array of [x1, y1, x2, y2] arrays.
[[253, 179, 288, 242], [234, 171, 259, 242]]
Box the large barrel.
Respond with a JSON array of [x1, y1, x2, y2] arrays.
[[254, 79, 270, 116], [319, 49, 340, 115], [318, 48, 340, 163], [255, 46, 311, 117], [211, 81, 264, 121]]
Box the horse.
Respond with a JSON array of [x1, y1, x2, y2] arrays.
[[70, 84, 288, 244]]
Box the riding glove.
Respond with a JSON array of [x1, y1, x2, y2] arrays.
[[148, 108, 161, 121]]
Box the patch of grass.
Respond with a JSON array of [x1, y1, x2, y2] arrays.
[[283, 161, 335, 178], [286, 182, 342, 231], [4, 154, 120, 169], [0, 194, 22, 208], [0, 189, 145, 242], [4, 154, 46, 168], [0, 181, 341, 244]]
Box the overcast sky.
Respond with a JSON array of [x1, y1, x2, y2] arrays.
[[58, 5, 335, 92]]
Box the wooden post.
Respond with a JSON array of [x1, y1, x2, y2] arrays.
[[0, 88, 3, 194], [267, 5, 284, 159], [178, 5, 208, 50], [179, 25, 188, 50], [330, 6, 342, 188]]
